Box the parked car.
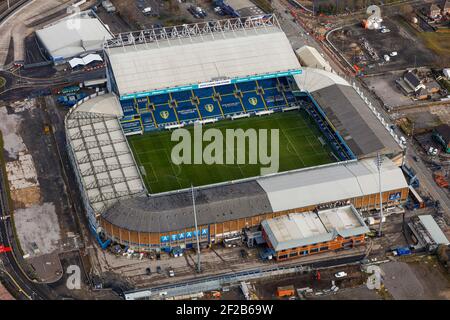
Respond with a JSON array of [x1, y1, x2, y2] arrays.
[[390, 51, 398, 57], [380, 28, 390, 33], [145, 267, 151, 275], [240, 249, 248, 259], [334, 271, 348, 278], [156, 266, 162, 274], [168, 267, 175, 277]]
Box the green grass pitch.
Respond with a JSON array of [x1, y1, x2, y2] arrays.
[[128, 110, 337, 194]]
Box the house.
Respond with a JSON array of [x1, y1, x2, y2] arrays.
[[443, 0, 450, 15], [428, 3, 442, 18], [404, 71, 425, 92], [433, 124, 450, 153]]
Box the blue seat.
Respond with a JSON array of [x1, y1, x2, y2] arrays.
[[136, 97, 149, 112], [214, 84, 235, 96], [171, 90, 193, 102], [284, 90, 296, 104], [194, 87, 214, 99], [220, 94, 244, 115], [120, 99, 137, 116], [198, 98, 222, 118], [257, 78, 278, 90], [241, 92, 265, 112], [261, 88, 287, 109], [176, 100, 200, 122], [153, 104, 178, 125], [120, 119, 142, 134], [141, 112, 156, 131], [236, 81, 257, 92], [149, 93, 170, 105]]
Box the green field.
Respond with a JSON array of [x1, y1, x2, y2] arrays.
[[128, 111, 337, 194]]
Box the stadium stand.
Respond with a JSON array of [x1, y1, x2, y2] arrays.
[[197, 97, 223, 119]]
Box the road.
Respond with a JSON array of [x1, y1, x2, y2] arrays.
[[0, 160, 54, 299]]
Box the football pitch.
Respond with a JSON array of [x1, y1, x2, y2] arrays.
[[128, 111, 337, 194]]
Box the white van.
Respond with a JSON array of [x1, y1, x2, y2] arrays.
[[142, 7, 152, 15]]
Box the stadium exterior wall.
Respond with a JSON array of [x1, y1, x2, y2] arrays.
[[263, 232, 366, 261], [99, 187, 408, 251]]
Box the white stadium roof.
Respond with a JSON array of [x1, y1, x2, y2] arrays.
[[261, 205, 369, 251], [105, 16, 301, 97], [36, 13, 113, 60], [257, 157, 407, 213], [65, 94, 145, 215]]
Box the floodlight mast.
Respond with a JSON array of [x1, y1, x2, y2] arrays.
[[191, 185, 201, 273]]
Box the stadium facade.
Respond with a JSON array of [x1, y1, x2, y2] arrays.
[[65, 15, 409, 251]]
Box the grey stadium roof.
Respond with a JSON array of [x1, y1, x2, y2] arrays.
[[105, 16, 301, 97], [101, 158, 408, 233], [294, 68, 402, 158], [102, 181, 272, 233]]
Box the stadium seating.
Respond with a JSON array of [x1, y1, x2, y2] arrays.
[[176, 100, 201, 122], [136, 97, 149, 112], [219, 94, 244, 115], [194, 87, 215, 99], [153, 104, 178, 125], [170, 90, 193, 102], [197, 98, 222, 119], [260, 87, 287, 109], [241, 92, 266, 112], [236, 81, 257, 92], [121, 115, 142, 134], [120, 99, 137, 116], [149, 93, 170, 106], [119, 77, 300, 128], [257, 78, 278, 90], [141, 112, 156, 131], [213, 84, 235, 96]]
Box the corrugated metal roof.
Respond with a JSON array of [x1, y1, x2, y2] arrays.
[[106, 27, 301, 97], [262, 205, 369, 251], [36, 15, 113, 59], [294, 68, 402, 158], [257, 158, 407, 212], [418, 215, 450, 245]]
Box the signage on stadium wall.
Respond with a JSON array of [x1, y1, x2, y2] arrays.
[[388, 192, 401, 201], [160, 228, 209, 243], [119, 69, 303, 101]]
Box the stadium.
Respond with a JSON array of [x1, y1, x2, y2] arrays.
[[65, 15, 409, 251]]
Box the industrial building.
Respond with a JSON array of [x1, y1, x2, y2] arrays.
[[65, 15, 408, 251], [261, 205, 369, 260], [36, 11, 113, 64], [408, 215, 450, 252]]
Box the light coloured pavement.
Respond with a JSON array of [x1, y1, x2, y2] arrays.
[[0, 0, 71, 66]]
